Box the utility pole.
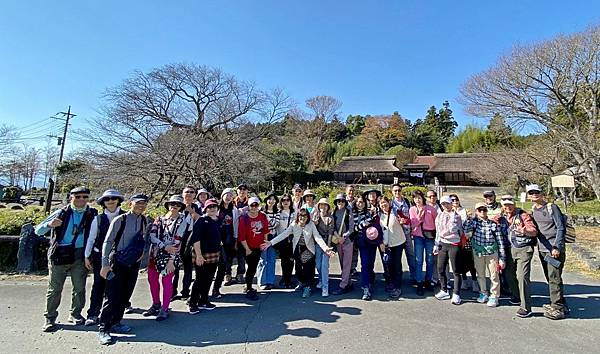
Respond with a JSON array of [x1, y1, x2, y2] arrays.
[[45, 106, 76, 213]]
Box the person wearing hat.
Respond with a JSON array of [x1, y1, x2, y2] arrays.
[[84, 189, 126, 326], [275, 193, 296, 288], [234, 183, 250, 212], [257, 192, 280, 290], [260, 208, 335, 298], [462, 202, 506, 308], [483, 190, 501, 218], [495, 194, 537, 318], [331, 193, 355, 295], [363, 188, 382, 214], [196, 188, 211, 210], [189, 199, 223, 314], [142, 195, 187, 321], [433, 195, 463, 305], [238, 196, 270, 300], [172, 185, 199, 301], [212, 188, 240, 293], [527, 184, 569, 320], [291, 184, 304, 212], [315, 197, 334, 297], [97, 193, 151, 345], [35, 186, 98, 332], [301, 189, 319, 222]]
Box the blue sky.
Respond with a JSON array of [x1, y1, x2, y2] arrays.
[[1, 0, 599, 153]]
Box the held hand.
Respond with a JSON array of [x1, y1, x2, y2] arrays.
[[378, 244, 386, 253], [84, 258, 92, 271], [433, 248, 439, 256], [48, 218, 63, 228], [260, 242, 272, 251], [551, 249, 560, 258], [165, 245, 179, 254], [195, 256, 205, 267], [245, 247, 252, 256], [326, 249, 335, 257], [166, 259, 176, 273], [100, 266, 112, 279], [499, 260, 506, 270]]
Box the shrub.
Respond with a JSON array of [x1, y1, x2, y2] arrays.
[[0, 209, 47, 235], [400, 186, 428, 201]]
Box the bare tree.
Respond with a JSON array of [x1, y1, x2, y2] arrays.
[[305, 95, 342, 121], [461, 25, 600, 199]]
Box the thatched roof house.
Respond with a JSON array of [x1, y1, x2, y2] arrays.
[[333, 156, 400, 183]]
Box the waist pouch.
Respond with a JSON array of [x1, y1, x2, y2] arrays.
[[112, 231, 145, 267], [49, 244, 76, 265]]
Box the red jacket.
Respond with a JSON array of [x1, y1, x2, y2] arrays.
[[238, 212, 269, 250]]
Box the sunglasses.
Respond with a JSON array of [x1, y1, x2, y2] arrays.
[[501, 198, 514, 201], [74, 195, 89, 199], [527, 191, 541, 195], [477, 208, 488, 212], [450, 198, 458, 202], [250, 203, 259, 207], [105, 197, 120, 201], [484, 194, 495, 198], [281, 199, 291, 202]]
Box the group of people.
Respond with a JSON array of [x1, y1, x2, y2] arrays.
[[36, 182, 569, 345]]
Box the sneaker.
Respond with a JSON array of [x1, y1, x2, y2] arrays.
[[516, 308, 532, 318], [302, 287, 312, 298], [68, 314, 85, 325], [42, 318, 57, 332], [385, 283, 394, 293], [260, 285, 272, 291], [477, 293, 489, 304], [424, 282, 435, 291], [155, 308, 169, 322], [142, 303, 161, 317], [544, 307, 566, 320], [509, 298, 521, 306], [487, 297, 499, 307], [245, 289, 259, 301], [189, 304, 201, 315], [200, 302, 216, 311], [236, 274, 245, 283], [472, 281, 480, 293], [322, 289, 329, 297], [294, 283, 304, 291], [435, 290, 451, 301], [124, 306, 134, 314], [111, 323, 132, 334], [224, 275, 234, 286], [97, 331, 112, 345], [180, 293, 190, 300], [361, 287, 372, 301], [212, 289, 223, 299], [85, 316, 99, 326], [332, 286, 350, 296], [451, 294, 462, 305], [390, 288, 402, 299], [316, 282, 322, 289]]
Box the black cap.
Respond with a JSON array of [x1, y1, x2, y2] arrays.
[[70, 186, 90, 195], [129, 193, 149, 203], [292, 183, 302, 190], [483, 190, 496, 197], [237, 183, 248, 190]]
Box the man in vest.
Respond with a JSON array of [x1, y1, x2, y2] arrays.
[[83, 189, 125, 326], [36, 186, 98, 332]]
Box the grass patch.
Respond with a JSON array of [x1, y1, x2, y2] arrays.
[[516, 199, 600, 216], [566, 245, 600, 281]]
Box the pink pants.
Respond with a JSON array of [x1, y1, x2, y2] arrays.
[[337, 239, 354, 288], [148, 266, 174, 310]]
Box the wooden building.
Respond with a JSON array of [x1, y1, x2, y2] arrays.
[[333, 156, 400, 184]]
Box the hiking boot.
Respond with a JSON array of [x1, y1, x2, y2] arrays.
[[516, 308, 532, 318], [68, 314, 85, 325], [424, 281, 435, 291], [451, 294, 462, 305], [302, 287, 312, 298], [487, 297, 499, 308], [245, 289, 259, 301], [155, 308, 169, 322], [200, 302, 217, 311], [477, 293, 489, 303], [111, 323, 132, 334], [85, 316, 99, 326], [142, 303, 161, 317], [189, 304, 201, 315], [97, 331, 113, 345], [361, 287, 372, 301], [435, 290, 451, 300], [212, 289, 223, 299], [224, 275, 234, 286], [42, 318, 57, 332], [544, 307, 566, 320], [416, 282, 425, 296]]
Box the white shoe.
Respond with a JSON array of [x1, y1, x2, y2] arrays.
[[322, 289, 329, 297], [316, 282, 322, 289], [435, 290, 451, 300], [451, 294, 462, 305]]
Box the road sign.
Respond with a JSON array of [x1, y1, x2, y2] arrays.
[[551, 175, 575, 188]]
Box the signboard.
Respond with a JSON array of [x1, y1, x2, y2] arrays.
[[551, 175, 575, 188], [410, 172, 424, 178], [520, 192, 526, 203]]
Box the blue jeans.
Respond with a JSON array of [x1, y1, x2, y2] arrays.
[[413, 236, 434, 283], [315, 246, 330, 292], [257, 247, 276, 286], [359, 244, 378, 289]]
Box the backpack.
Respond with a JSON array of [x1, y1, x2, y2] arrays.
[[533, 203, 576, 244]]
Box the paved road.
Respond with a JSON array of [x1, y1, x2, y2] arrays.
[[1, 254, 599, 353]]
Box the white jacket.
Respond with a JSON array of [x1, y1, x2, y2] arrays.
[[269, 221, 329, 255]]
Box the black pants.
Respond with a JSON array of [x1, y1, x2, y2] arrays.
[[379, 248, 391, 284], [437, 243, 461, 295], [172, 249, 193, 297], [190, 262, 219, 306], [87, 251, 106, 318], [293, 246, 316, 286], [275, 239, 295, 285], [388, 244, 404, 289], [244, 248, 261, 290], [99, 261, 140, 332], [213, 247, 227, 291], [222, 243, 236, 276], [459, 247, 477, 281]]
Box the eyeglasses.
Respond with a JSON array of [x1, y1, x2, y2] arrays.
[[183, 190, 195, 194], [477, 208, 488, 212], [501, 198, 514, 201], [527, 191, 541, 195], [250, 203, 259, 207], [73, 195, 89, 199]]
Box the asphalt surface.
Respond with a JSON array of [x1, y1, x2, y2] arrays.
[[1, 253, 599, 354]]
